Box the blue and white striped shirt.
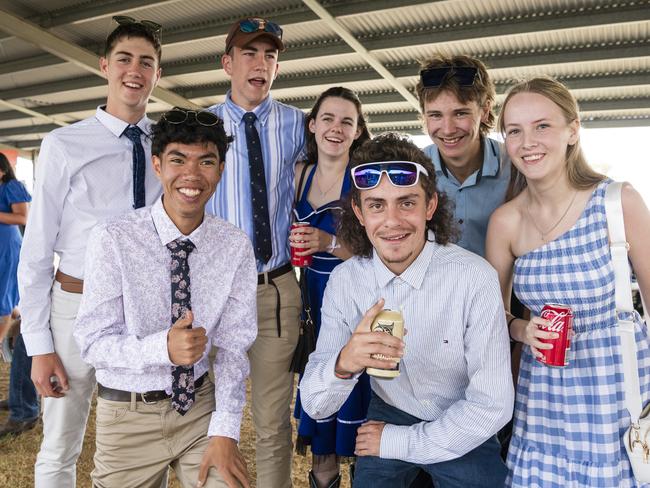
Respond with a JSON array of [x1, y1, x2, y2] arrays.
[[206, 92, 306, 272], [300, 237, 514, 464]]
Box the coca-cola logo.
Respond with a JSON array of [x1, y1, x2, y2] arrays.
[[540, 309, 570, 332]]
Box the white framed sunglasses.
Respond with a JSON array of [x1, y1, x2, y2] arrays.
[[351, 161, 429, 190]]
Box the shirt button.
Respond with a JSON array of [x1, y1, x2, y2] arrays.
[[422, 399, 431, 406], [458, 219, 464, 224]]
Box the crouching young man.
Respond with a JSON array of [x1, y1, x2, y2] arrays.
[[299, 133, 513, 488], [74, 108, 257, 488]]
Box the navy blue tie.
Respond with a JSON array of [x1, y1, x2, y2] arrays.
[[123, 125, 146, 209], [167, 239, 196, 415], [243, 112, 273, 263]]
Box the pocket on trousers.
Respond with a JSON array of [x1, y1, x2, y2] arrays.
[[95, 401, 129, 428]]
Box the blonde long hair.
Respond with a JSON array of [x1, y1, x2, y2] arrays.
[[497, 76, 605, 201]]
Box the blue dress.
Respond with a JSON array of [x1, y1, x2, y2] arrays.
[[0, 179, 31, 316], [508, 180, 650, 487], [293, 164, 371, 456]]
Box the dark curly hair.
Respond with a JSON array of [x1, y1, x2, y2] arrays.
[[338, 133, 457, 258], [151, 108, 233, 163], [416, 54, 495, 135]]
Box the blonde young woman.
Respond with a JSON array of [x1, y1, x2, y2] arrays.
[[486, 77, 650, 487], [290, 86, 370, 488]]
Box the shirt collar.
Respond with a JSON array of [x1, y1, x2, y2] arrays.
[[150, 196, 207, 251], [95, 106, 152, 138], [224, 91, 274, 126], [372, 234, 436, 290], [431, 136, 500, 185]]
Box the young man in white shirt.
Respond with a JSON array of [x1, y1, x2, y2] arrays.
[[300, 133, 514, 487], [18, 17, 163, 487]]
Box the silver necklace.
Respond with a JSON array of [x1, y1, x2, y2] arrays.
[[526, 190, 578, 241], [314, 171, 343, 197]]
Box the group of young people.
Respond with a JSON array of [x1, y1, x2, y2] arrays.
[[5, 11, 649, 488]]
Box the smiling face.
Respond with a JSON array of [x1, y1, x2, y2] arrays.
[[424, 90, 489, 177], [352, 176, 437, 275], [502, 92, 579, 183], [308, 96, 362, 162], [100, 36, 161, 123], [222, 39, 279, 111], [153, 142, 224, 235]]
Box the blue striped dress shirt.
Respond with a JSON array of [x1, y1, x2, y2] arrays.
[[300, 237, 514, 464], [206, 92, 306, 272]]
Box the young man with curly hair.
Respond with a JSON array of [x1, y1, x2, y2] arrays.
[[300, 133, 513, 488]]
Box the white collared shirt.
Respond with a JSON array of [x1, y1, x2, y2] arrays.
[[74, 198, 257, 440], [299, 238, 514, 464], [18, 107, 162, 355]]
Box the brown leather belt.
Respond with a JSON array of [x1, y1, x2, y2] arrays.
[[55, 270, 84, 294], [97, 373, 207, 404]]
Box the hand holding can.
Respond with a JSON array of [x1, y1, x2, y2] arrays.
[[290, 222, 313, 267], [536, 303, 573, 367]]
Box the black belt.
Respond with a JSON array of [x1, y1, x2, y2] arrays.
[[257, 262, 293, 285], [97, 373, 207, 404], [257, 262, 294, 337]]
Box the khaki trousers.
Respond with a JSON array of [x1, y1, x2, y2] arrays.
[[93, 380, 231, 488], [249, 269, 301, 488]]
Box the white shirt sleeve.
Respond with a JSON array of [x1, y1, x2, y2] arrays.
[[18, 135, 68, 356]]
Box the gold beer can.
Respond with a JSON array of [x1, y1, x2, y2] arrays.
[[366, 309, 404, 379]]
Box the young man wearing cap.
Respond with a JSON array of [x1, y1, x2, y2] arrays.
[[75, 108, 256, 488], [416, 54, 510, 258], [18, 18, 163, 487], [300, 134, 513, 488], [205, 17, 306, 488]]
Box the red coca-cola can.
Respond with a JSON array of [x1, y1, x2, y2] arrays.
[[290, 222, 313, 268], [537, 303, 573, 367]]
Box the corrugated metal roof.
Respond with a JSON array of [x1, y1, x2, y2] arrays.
[[0, 0, 648, 151]]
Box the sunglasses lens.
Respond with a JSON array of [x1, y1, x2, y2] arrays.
[[164, 110, 187, 124], [266, 22, 283, 38], [421, 66, 477, 87], [239, 19, 259, 33], [387, 163, 418, 186], [196, 111, 219, 126], [353, 165, 381, 189]]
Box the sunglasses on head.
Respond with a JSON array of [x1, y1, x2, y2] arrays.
[[112, 15, 162, 40], [420, 66, 479, 88], [238, 18, 283, 40], [161, 109, 222, 127], [351, 161, 430, 190]]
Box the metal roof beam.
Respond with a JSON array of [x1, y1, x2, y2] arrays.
[[6, 41, 647, 102], [4, 72, 648, 122], [0, 7, 198, 109], [4, 0, 649, 76], [0, 99, 69, 127], [4, 98, 649, 140]]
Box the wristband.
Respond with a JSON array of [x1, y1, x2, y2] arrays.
[[326, 235, 340, 254], [334, 369, 353, 380], [507, 316, 518, 341]]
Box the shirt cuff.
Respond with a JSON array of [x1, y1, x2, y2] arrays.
[[325, 353, 360, 390], [380, 423, 411, 460], [22, 330, 55, 356], [143, 329, 175, 367], [208, 411, 241, 441]]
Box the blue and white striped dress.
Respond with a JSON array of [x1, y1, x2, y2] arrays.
[[508, 180, 650, 487]]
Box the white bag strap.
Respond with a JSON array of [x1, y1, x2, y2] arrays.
[[605, 181, 643, 421]]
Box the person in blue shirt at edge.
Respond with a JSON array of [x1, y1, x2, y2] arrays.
[[204, 17, 306, 488], [417, 53, 510, 258], [299, 133, 514, 488]]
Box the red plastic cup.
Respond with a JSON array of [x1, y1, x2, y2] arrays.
[[290, 222, 313, 267]]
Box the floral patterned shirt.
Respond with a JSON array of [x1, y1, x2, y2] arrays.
[[75, 197, 257, 440]]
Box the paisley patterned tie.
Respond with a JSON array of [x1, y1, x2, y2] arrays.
[[167, 238, 196, 415]]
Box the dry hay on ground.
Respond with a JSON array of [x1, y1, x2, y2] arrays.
[[0, 363, 351, 487]]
